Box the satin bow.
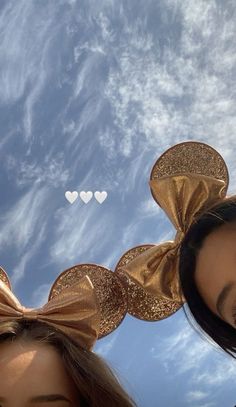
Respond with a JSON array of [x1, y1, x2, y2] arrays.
[[121, 173, 227, 304], [0, 275, 100, 350]]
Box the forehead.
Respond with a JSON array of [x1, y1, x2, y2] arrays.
[[197, 221, 236, 259], [0, 341, 79, 403], [0, 341, 58, 362], [0, 341, 70, 387]]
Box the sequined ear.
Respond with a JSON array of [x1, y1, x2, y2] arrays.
[[114, 141, 229, 319], [0, 266, 11, 290], [150, 141, 229, 205], [49, 264, 128, 339], [114, 245, 182, 321]]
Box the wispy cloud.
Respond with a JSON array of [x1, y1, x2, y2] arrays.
[[99, 0, 236, 162], [30, 283, 51, 308], [50, 193, 121, 267], [94, 329, 120, 358], [0, 185, 49, 285], [186, 390, 209, 403], [0, 1, 235, 405], [151, 314, 236, 396]]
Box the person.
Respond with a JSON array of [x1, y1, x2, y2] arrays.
[[179, 195, 236, 360], [0, 265, 138, 407], [0, 319, 137, 407], [116, 140, 236, 361]]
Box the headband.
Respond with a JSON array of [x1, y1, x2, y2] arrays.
[[114, 141, 230, 321], [0, 264, 128, 351], [0, 141, 230, 349]]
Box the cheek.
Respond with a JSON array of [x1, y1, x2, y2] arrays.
[[194, 262, 222, 314]]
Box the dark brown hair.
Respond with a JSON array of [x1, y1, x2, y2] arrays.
[[0, 320, 138, 407], [179, 196, 236, 359]]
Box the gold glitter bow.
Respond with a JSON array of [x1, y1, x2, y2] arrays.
[[113, 141, 230, 321], [0, 142, 230, 340], [0, 275, 100, 351], [0, 263, 128, 350]]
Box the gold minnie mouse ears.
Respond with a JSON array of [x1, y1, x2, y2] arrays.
[[49, 263, 128, 339], [150, 141, 229, 188], [114, 244, 182, 321], [0, 263, 128, 350], [0, 141, 230, 341], [115, 141, 229, 321], [0, 267, 11, 289]]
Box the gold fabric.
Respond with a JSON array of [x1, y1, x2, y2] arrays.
[[0, 275, 100, 351], [0, 142, 230, 330], [121, 173, 227, 303]]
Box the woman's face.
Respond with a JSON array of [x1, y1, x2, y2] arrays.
[[0, 340, 80, 407], [195, 221, 236, 328]]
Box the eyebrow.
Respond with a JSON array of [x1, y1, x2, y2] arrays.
[[0, 394, 72, 404], [216, 281, 236, 318]]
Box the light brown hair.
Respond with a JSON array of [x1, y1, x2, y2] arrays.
[[0, 319, 138, 407]]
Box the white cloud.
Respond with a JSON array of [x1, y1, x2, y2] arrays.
[[137, 198, 161, 217], [5, 152, 70, 188], [50, 199, 115, 264], [30, 283, 51, 308], [99, 0, 236, 164], [0, 1, 61, 141], [1, 188, 44, 249], [186, 390, 209, 403], [94, 330, 119, 357], [150, 313, 236, 396]]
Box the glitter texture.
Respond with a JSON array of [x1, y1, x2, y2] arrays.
[[115, 245, 182, 321], [49, 264, 128, 339], [0, 141, 229, 335], [150, 141, 229, 206]]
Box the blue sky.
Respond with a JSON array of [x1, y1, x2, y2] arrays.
[[0, 0, 236, 406]]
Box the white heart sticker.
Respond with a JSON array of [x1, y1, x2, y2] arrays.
[[65, 191, 79, 204], [94, 191, 107, 204], [80, 191, 93, 203]]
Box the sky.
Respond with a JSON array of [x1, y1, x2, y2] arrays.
[[0, 0, 236, 406]]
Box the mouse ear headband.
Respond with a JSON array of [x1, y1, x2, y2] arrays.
[[113, 141, 230, 321], [0, 141, 230, 348], [0, 264, 128, 351]]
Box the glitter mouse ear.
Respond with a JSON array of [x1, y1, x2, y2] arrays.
[[114, 245, 182, 321], [0, 266, 11, 289], [150, 140, 229, 205], [49, 264, 128, 339], [114, 141, 230, 321], [0, 264, 127, 350]]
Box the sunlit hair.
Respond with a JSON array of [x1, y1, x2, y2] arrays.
[[179, 196, 236, 359], [0, 320, 138, 407]]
